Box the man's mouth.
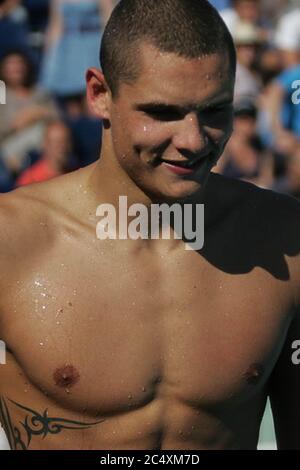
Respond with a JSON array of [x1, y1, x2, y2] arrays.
[[159, 153, 213, 174]]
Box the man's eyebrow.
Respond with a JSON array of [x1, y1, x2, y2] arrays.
[[134, 97, 233, 113], [134, 102, 183, 112]]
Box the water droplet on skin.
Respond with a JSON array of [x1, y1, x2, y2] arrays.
[[128, 394, 133, 399], [56, 308, 63, 318], [142, 387, 146, 392], [40, 342, 44, 346]]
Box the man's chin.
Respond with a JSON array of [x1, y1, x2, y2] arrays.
[[149, 178, 208, 203]]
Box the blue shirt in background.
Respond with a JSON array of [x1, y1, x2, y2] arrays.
[[276, 65, 300, 137]]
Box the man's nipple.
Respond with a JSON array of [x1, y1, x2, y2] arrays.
[[53, 365, 80, 390], [243, 363, 264, 385]]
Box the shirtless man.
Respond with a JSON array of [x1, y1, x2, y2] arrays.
[[1, 0, 300, 450]]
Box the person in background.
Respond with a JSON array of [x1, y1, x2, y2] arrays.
[[265, 7, 300, 152], [0, 49, 59, 173], [22, 0, 51, 68], [16, 120, 76, 186], [253, 0, 289, 29], [216, 98, 274, 188], [0, 0, 30, 55], [273, 143, 300, 199], [40, 0, 115, 97], [61, 93, 102, 167], [231, 19, 264, 102], [220, 0, 270, 39]]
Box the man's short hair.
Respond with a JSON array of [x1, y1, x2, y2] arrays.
[[100, 0, 236, 97]]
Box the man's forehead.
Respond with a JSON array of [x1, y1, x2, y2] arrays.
[[138, 42, 231, 75], [126, 55, 234, 108]]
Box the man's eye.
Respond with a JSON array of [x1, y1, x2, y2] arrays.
[[146, 110, 182, 121]]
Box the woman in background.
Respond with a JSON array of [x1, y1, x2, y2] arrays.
[[40, 0, 115, 97]]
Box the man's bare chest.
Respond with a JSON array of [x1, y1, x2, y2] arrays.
[[0, 243, 294, 415]]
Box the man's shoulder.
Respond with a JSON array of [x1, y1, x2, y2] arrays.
[[0, 179, 56, 223], [0, 185, 51, 254], [0, 173, 77, 255], [0, 166, 93, 249]]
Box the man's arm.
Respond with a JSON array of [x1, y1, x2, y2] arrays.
[[265, 82, 299, 155], [269, 307, 300, 449], [44, 0, 63, 50]]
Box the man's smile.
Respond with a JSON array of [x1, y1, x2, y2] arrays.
[[157, 152, 214, 175]]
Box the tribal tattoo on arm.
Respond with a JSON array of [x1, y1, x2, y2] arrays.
[[0, 397, 105, 450]]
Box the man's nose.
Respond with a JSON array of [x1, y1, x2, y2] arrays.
[[172, 113, 208, 154]]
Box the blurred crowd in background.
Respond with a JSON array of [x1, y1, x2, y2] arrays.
[[0, 0, 300, 197]]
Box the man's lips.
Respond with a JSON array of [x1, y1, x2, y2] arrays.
[[160, 154, 212, 175], [162, 163, 196, 175]]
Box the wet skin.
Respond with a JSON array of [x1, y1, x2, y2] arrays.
[[1, 168, 300, 449], [1, 46, 300, 450]]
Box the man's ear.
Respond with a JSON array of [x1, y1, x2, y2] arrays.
[[86, 68, 111, 120]]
